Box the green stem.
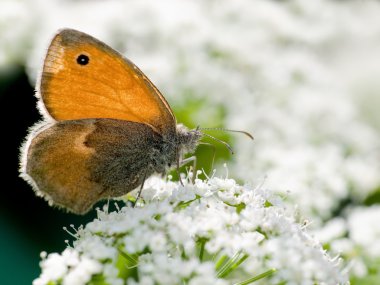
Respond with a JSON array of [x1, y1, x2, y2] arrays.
[[198, 239, 207, 261], [234, 268, 277, 285], [217, 251, 249, 278]]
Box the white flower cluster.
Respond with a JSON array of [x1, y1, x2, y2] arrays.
[[2, 0, 379, 281], [33, 176, 348, 285], [34, 249, 102, 285]]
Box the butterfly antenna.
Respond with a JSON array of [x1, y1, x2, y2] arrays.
[[201, 133, 234, 154], [199, 127, 254, 140]]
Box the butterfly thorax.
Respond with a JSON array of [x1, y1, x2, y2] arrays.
[[151, 124, 201, 173]]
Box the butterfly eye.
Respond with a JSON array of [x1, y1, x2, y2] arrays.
[[76, 54, 89, 66]]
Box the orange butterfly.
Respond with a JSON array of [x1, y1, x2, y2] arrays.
[[20, 29, 202, 214]]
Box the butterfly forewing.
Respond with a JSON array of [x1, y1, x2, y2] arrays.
[[39, 29, 176, 136]]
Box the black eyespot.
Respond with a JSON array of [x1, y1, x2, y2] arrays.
[[76, 54, 89, 65]]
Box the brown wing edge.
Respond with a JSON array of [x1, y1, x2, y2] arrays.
[[19, 120, 57, 208], [34, 30, 63, 123]]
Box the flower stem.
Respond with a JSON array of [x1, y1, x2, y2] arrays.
[[234, 268, 277, 285]]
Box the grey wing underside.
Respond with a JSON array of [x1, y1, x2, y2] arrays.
[[23, 118, 160, 214]]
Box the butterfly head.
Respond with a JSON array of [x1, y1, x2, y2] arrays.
[[176, 124, 203, 153]]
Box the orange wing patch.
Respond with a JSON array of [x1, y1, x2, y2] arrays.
[[39, 29, 176, 136]]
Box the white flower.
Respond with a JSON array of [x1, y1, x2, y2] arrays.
[[33, 253, 69, 284], [63, 257, 102, 285], [73, 234, 117, 261], [33, 248, 102, 285], [34, 177, 348, 285]]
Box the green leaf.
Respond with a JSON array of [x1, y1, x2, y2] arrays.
[[264, 200, 273, 207], [116, 247, 139, 281], [364, 186, 380, 205], [88, 274, 107, 285], [175, 195, 201, 210], [223, 202, 246, 214]]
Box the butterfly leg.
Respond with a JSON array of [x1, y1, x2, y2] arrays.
[[176, 143, 199, 184], [179, 156, 197, 183], [133, 170, 148, 208], [179, 143, 216, 183]]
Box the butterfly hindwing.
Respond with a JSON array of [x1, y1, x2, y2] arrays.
[[24, 119, 168, 214]]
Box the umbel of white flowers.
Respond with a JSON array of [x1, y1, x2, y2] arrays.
[[34, 173, 348, 285]]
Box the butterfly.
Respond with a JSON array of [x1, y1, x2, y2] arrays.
[[20, 29, 203, 214]]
